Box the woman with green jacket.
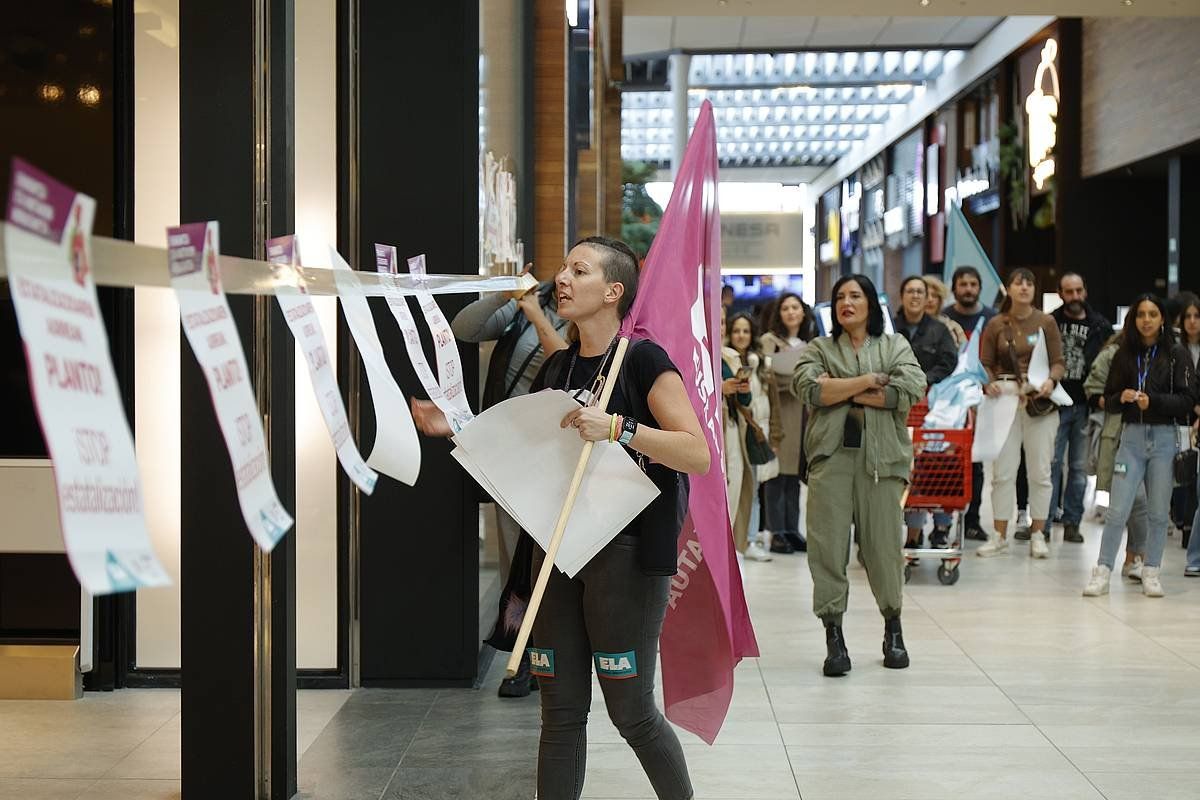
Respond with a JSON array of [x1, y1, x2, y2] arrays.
[[793, 274, 925, 677]]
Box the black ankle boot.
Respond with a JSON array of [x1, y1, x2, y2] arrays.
[[823, 625, 851, 677], [882, 616, 910, 669], [497, 653, 538, 698]]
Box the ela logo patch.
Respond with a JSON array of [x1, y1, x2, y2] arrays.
[[594, 651, 638, 680], [527, 648, 555, 677]]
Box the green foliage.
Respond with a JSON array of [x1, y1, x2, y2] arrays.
[[621, 160, 663, 259], [998, 121, 1028, 231]]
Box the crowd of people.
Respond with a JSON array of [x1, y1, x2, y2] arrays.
[[419, 235, 1200, 799], [722, 268, 1200, 614]]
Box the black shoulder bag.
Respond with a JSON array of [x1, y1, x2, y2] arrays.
[[1006, 322, 1056, 418]]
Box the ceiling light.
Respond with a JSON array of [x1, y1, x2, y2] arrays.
[[1122, 0, 1133, 5], [38, 83, 64, 103], [77, 84, 101, 106], [920, 0, 931, 6]]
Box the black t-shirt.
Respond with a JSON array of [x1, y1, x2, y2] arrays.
[[943, 304, 997, 340], [530, 339, 679, 406], [531, 339, 687, 575]]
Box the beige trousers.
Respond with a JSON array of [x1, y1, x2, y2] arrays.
[[988, 395, 1059, 525]]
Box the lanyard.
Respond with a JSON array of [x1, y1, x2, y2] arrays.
[[1137, 345, 1158, 392], [563, 337, 617, 406]]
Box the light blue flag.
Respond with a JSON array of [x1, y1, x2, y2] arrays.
[[925, 318, 989, 428], [943, 203, 1003, 309]]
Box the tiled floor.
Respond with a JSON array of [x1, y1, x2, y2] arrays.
[[3, 514, 1198, 799], [0, 689, 350, 800]]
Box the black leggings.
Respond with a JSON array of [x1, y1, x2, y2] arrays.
[[531, 534, 693, 800]]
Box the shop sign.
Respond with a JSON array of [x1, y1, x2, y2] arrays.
[[883, 206, 905, 236], [1025, 38, 1059, 191], [720, 214, 804, 268]]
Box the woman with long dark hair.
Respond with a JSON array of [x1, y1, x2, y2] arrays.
[[759, 292, 816, 552], [726, 312, 782, 561], [1084, 294, 1197, 597], [793, 274, 924, 677], [1171, 293, 1200, 546], [413, 236, 708, 799], [977, 268, 1065, 558]]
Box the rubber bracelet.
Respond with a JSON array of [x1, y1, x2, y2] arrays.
[[609, 414, 619, 443]]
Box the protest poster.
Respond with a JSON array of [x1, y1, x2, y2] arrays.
[[375, 245, 473, 434], [5, 158, 169, 594], [267, 235, 378, 493], [169, 221, 294, 550]]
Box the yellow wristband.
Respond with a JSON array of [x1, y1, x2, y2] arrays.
[[609, 414, 619, 443]]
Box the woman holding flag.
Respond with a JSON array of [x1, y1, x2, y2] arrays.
[[794, 274, 925, 677], [413, 236, 708, 800]]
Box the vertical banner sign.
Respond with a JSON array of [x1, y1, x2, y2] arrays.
[[318, 243, 421, 485], [375, 245, 473, 434], [267, 235, 377, 493], [618, 102, 759, 744], [406, 254, 473, 431], [3, 159, 170, 595], [168, 222, 294, 550]]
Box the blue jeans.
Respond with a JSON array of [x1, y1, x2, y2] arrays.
[[748, 491, 765, 546], [764, 474, 802, 537], [1098, 424, 1175, 569], [1049, 404, 1089, 524], [904, 510, 953, 530], [1188, 482, 1200, 570]]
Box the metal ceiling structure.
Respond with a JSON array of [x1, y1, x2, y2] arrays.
[[621, 49, 964, 168]]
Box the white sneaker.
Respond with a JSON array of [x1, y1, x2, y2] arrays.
[[744, 541, 773, 562], [976, 534, 1009, 558], [1121, 555, 1144, 581], [1016, 509, 1032, 530], [1030, 531, 1049, 559], [1082, 565, 1112, 596], [1141, 566, 1164, 597]]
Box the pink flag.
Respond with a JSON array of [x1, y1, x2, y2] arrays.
[[620, 100, 758, 744]]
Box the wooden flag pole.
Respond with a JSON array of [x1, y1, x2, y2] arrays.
[[506, 336, 631, 677]]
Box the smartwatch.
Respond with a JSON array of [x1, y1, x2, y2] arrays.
[[617, 415, 638, 446]]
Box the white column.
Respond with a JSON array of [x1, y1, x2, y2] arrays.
[[670, 53, 691, 179]]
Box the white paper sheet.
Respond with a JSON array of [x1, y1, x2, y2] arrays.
[[317, 243, 421, 485], [5, 160, 170, 594], [374, 245, 474, 434], [268, 236, 378, 494], [451, 390, 659, 576], [1028, 328, 1074, 406], [169, 222, 295, 550], [972, 393, 1019, 462]]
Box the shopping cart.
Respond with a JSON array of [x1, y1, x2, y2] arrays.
[[902, 400, 974, 585]]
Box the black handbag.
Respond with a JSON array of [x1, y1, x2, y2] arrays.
[[1006, 324, 1057, 418], [1174, 449, 1198, 485], [736, 402, 776, 466]]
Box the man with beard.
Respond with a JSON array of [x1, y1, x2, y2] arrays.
[[943, 266, 997, 542], [1037, 273, 1110, 543]]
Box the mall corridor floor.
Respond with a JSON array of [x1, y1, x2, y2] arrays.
[[1, 519, 1197, 800]]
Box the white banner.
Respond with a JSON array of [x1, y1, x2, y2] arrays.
[[315, 243, 421, 485], [374, 245, 474, 434], [268, 235, 377, 494], [168, 221, 294, 550], [4, 158, 169, 594]]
